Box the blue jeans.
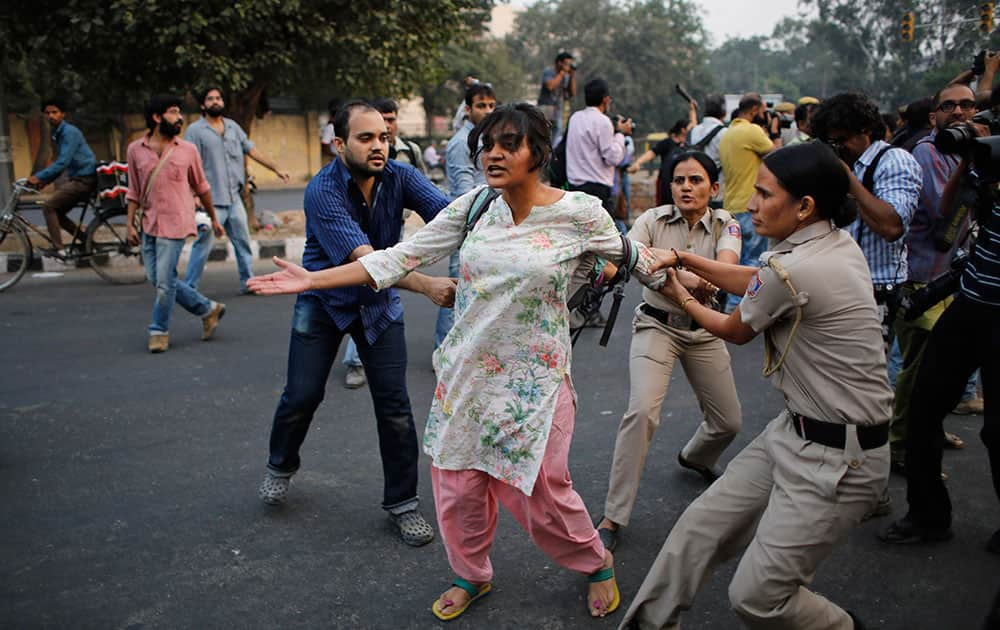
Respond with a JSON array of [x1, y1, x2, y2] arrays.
[[434, 251, 461, 348], [343, 338, 362, 367], [727, 212, 769, 311], [267, 295, 420, 511], [887, 337, 902, 387], [185, 195, 255, 292], [141, 233, 212, 335]]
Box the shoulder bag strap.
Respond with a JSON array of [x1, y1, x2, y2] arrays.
[[136, 145, 177, 231]]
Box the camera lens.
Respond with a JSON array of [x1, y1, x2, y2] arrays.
[[934, 125, 976, 154]]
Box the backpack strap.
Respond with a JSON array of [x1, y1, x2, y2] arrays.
[[692, 123, 724, 151], [464, 186, 501, 239]]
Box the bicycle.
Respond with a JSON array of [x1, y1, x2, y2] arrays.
[[0, 177, 145, 291]]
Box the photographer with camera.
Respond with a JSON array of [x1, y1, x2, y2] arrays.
[[566, 78, 632, 222], [810, 92, 922, 348], [879, 115, 1000, 553], [886, 84, 978, 474], [538, 51, 577, 144]]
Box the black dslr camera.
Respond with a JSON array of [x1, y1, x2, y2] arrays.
[[898, 249, 969, 321]]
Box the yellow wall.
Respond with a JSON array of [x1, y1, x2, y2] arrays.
[[9, 111, 323, 188]]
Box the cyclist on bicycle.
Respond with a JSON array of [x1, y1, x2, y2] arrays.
[[27, 97, 98, 258]]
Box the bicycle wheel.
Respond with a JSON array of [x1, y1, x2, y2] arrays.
[[0, 223, 32, 292], [86, 209, 145, 284]]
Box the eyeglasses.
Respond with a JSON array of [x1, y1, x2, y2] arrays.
[[936, 99, 976, 113]]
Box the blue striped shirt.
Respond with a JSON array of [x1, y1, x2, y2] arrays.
[[961, 200, 1000, 307], [847, 140, 922, 285], [302, 158, 449, 342]]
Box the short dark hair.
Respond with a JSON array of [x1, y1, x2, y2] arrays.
[[144, 94, 184, 131], [333, 99, 379, 141], [900, 97, 934, 128], [794, 102, 816, 124], [668, 119, 688, 136], [703, 95, 725, 120], [41, 96, 67, 112], [327, 98, 342, 117], [470, 102, 552, 174], [932, 83, 974, 107], [763, 143, 857, 228], [198, 86, 225, 105], [555, 51, 573, 63], [668, 150, 719, 184], [465, 83, 496, 107], [370, 98, 398, 115], [809, 92, 882, 141], [738, 93, 763, 114], [584, 79, 610, 107]]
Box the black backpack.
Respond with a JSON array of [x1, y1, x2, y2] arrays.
[[547, 122, 570, 189]]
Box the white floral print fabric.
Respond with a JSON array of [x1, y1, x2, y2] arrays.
[[360, 187, 662, 494]]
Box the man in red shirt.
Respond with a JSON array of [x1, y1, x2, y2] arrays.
[[126, 94, 226, 353]]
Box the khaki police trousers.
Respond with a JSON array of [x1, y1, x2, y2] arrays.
[[604, 309, 742, 526], [619, 411, 889, 630]]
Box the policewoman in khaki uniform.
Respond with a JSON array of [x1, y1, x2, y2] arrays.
[[598, 151, 743, 551], [620, 142, 892, 630]]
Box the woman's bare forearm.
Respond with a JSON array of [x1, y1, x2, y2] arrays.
[[676, 252, 758, 297]]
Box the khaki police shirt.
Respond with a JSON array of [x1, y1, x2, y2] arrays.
[[739, 220, 893, 425], [628, 204, 741, 315]]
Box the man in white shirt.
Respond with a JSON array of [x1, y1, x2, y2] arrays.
[[688, 94, 728, 204]]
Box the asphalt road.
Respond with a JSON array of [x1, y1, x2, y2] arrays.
[[1, 260, 998, 629]]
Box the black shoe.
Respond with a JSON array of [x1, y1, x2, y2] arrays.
[[677, 451, 719, 483], [988, 528, 1000, 555], [597, 525, 618, 552], [847, 610, 866, 630], [878, 517, 954, 545]]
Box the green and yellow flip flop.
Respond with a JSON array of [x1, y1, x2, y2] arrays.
[[432, 577, 492, 621], [588, 566, 621, 617]]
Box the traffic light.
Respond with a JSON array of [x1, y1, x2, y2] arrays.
[[901, 11, 915, 42], [981, 3, 994, 34]]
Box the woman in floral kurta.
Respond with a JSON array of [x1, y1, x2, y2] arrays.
[[248, 104, 670, 621]]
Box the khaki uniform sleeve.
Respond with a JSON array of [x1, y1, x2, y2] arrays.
[[716, 217, 742, 256], [738, 262, 798, 332], [626, 209, 653, 246]]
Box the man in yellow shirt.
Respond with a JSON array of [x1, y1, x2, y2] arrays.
[[719, 93, 780, 310]]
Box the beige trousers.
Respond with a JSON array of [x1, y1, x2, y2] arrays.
[[604, 310, 742, 526], [618, 412, 889, 630]]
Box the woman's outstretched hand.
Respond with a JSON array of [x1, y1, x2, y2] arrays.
[[246, 257, 313, 295]]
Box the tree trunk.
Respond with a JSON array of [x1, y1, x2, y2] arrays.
[[228, 81, 268, 232]]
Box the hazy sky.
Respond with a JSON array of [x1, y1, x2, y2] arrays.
[[700, 0, 813, 43], [500, 1, 813, 44]]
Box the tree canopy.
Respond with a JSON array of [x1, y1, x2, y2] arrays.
[[2, 0, 493, 134]]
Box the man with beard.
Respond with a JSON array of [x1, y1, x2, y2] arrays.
[[126, 94, 226, 354], [257, 101, 453, 547], [184, 87, 290, 293]]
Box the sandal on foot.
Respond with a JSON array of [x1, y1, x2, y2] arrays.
[[943, 431, 965, 449], [597, 526, 618, 552], [431, 577, 491, 621], [587, 566, 621, 617]]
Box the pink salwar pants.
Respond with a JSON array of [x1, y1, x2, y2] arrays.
[[431, 379, 606, 583]]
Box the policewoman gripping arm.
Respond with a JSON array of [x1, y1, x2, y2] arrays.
[[620, 142, 892, 630]]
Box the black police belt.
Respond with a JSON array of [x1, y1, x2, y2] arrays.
[[789, 411, 888, 450], [640, 303, 701, 331]]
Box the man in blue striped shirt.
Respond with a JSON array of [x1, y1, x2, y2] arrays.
[[258, 101, 453, 547], [811, 93, 922, 345]]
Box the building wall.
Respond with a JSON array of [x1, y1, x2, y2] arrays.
[[10, 111, 325, 189]]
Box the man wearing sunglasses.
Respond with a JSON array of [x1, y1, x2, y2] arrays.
[[880, 84, 978, 489]]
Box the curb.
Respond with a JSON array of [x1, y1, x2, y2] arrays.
[[33, 236, 309, 272]]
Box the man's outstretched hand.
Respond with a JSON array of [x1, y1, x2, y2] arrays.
[[246, 257, 312, 295], [423, 276, 458, 308]]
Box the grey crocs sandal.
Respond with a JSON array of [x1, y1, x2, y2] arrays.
[[391, 510, 435, 546]]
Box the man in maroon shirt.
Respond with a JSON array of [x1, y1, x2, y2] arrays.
[[126, 94, 226, 353]]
